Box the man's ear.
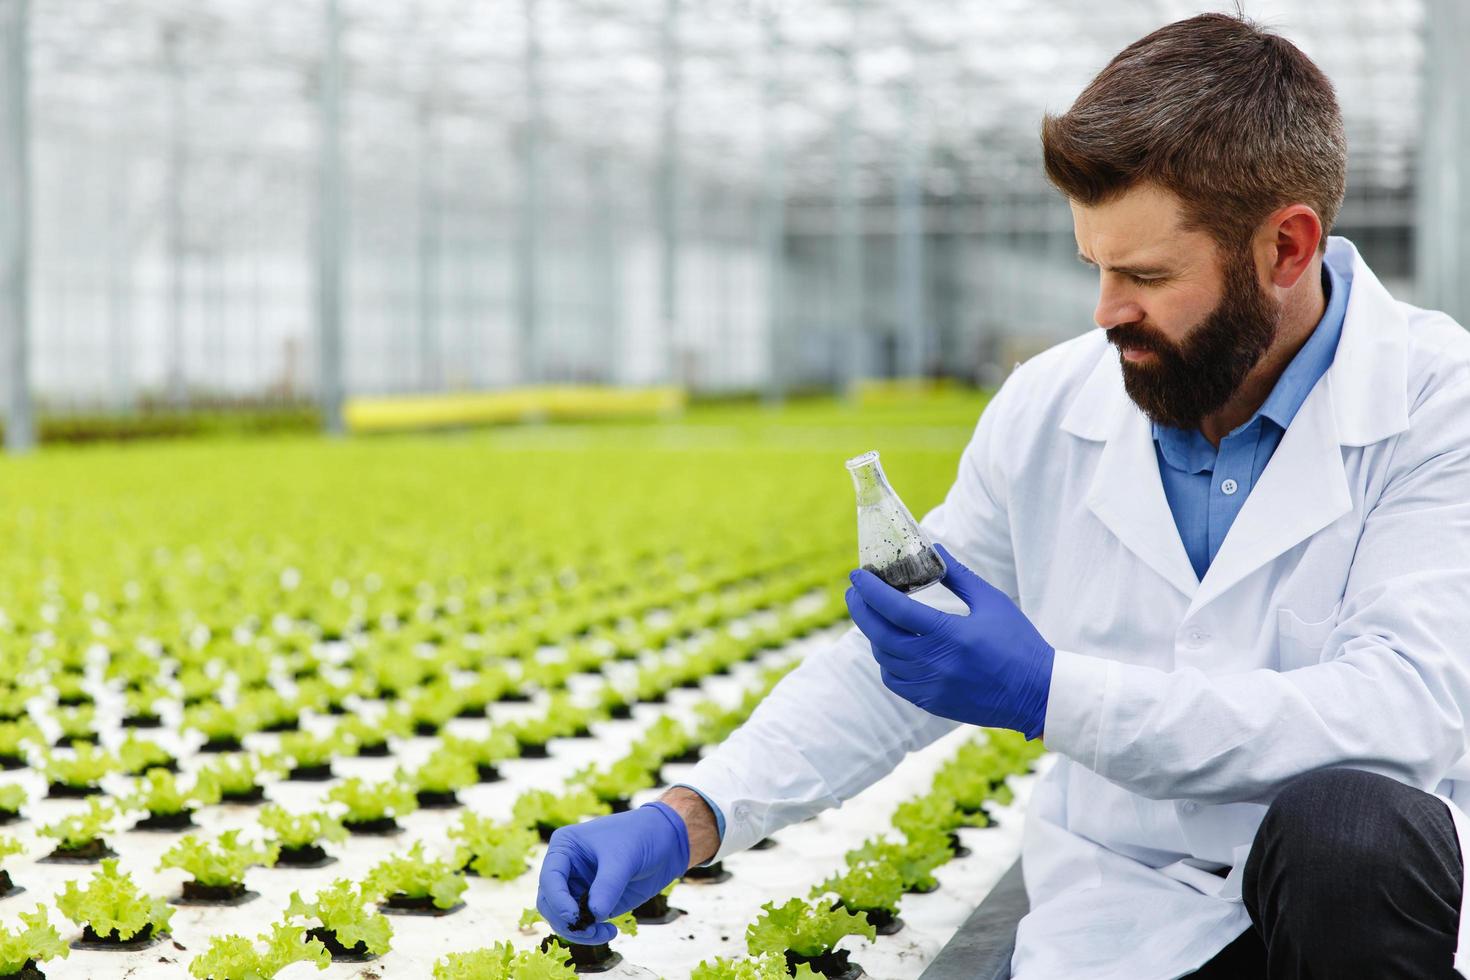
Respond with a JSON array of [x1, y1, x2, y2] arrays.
[[1260, 204, 1323, 289]]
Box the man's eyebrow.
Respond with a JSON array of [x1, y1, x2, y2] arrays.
[[1076, 251, 1172, 276]]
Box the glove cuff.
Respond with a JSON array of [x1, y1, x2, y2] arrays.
[[642, 800, 692, 873]]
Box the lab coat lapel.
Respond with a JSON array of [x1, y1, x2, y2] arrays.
[[1186, 374, 1350, 614], [1064, 357, 1202, 601], [1059, 236, 1409, 616]]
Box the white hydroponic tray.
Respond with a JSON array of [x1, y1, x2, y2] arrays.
[[0, 624, 1042, 979]]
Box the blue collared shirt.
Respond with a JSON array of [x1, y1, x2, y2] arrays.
[[1154, 254, 1352, 582]]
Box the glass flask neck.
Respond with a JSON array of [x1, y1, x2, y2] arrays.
[[846, 451, 892, 508]]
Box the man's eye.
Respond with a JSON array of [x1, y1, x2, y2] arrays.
[[1129, 275, 1166, 287]]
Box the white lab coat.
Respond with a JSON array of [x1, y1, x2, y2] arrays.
[[684, 236, 1470, 979]]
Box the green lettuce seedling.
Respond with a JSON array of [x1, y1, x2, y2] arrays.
[[56, 858, 174, 941], [283, 879, 393, 956], [0, 784, 26, 820], [404, 748, 477, 795], [0, 906, 69, 976], [519, 906, 639, 938], [277, 731, 343, 772], [122, 768, 221, 817], [845, 832, 951, 893], [745, 896, 875, 960], [325, 777, 419, 825], [197, 753, 281, 798], [363, 841, 467, 910], [0, 721, 40, 762], [38, 798, 117, 853], [432, 941, 576, 980], [188, 922, 329, 980], [448, 812, 537, 880], [259, 805, 347, 850], [811, 861, 905, 916], [512, 788, 611, 836], [570, 756, 656, 806], [41, 744, 115, 790], [117, 734, 176, 776], [691, 954, 820, 979], [159, 830, 279, 888]]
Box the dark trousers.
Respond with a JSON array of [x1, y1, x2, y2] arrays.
[[1182, 767, 1463, 979]]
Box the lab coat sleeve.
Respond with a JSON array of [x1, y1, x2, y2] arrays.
[[1045, 377, 1470, 805], [682, 365, 1028, 860]]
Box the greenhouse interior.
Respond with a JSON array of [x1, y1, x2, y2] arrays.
[[1, 0, 1469, 977]]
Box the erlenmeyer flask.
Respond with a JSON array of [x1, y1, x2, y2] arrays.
[[845, 450, 947, 593]]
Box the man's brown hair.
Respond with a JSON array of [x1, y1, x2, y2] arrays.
[[1040, 12, 1346, 254]]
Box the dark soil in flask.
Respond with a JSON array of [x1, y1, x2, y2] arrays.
[[863, 548, 946, 594]]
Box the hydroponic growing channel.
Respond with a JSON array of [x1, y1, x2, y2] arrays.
[[0, 396, 1045, 978]]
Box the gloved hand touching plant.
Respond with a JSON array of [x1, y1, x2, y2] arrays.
[[846, 542, 1055, 740], [535, 801, 690, 944]]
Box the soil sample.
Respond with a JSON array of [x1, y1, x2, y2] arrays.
[[415, 789, 460, 809], [785, 948, 864, 979], [275, 844, 335, 868], [199, 737, 243, 753], [862, 549, 945, 594], [72, 923, 161, 951], [632, 891, 683, 925], [540, 935, 621, 974], [175, 881, 255, 906], [681, 861, 731, 884], [133, 810, 195, 832], [41, 839, 115, 863], [378, 894, 463, 916], [833, 899, 902, 936], [306, 926, 375, 962], [288, 764, 334, 782], [219, 786, 267, 805]]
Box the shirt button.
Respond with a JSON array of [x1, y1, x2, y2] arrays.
[[1185, 628, 1209, 648], [1220, 478, 1239, 495]]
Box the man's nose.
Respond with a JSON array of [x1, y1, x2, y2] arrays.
[[1093, 282, 1146, 330]]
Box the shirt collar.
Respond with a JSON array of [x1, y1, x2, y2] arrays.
[[1152, 254, 1351, 472]]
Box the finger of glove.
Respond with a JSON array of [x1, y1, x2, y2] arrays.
[[587, 848, 639, 922], [934, 543, 997, 610], [871, 642, 927, 683], [536, 848, 583, 933], [851, 568, 945, 633], [846, 589, 928, 658]]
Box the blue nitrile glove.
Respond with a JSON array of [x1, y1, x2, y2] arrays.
[[845, 543, 1055, 739], [536, 801, 690, 944]]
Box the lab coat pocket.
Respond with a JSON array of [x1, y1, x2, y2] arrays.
[[1276, 600, 1343, 669]]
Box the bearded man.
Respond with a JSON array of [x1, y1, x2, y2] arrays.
[[537, 12, 1470, 978]]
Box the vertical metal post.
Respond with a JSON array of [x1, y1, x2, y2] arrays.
[[657, 0, 681, 386], [896, 77, 927, 379], [1416, 0, 1470, 326], [759, 1, 786, 405], [417, 94, 441, 391], [517, 0, 542, 386], [107, 148, 133, 410], [164, 24, 188, 407], [1, 0, 31, 451], [588, 148, 621, 383], [836, 0, 864, 399], [317, 0, 345, 434]]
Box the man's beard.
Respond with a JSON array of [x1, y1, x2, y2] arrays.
[[1109, 249, 1282, 431]]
